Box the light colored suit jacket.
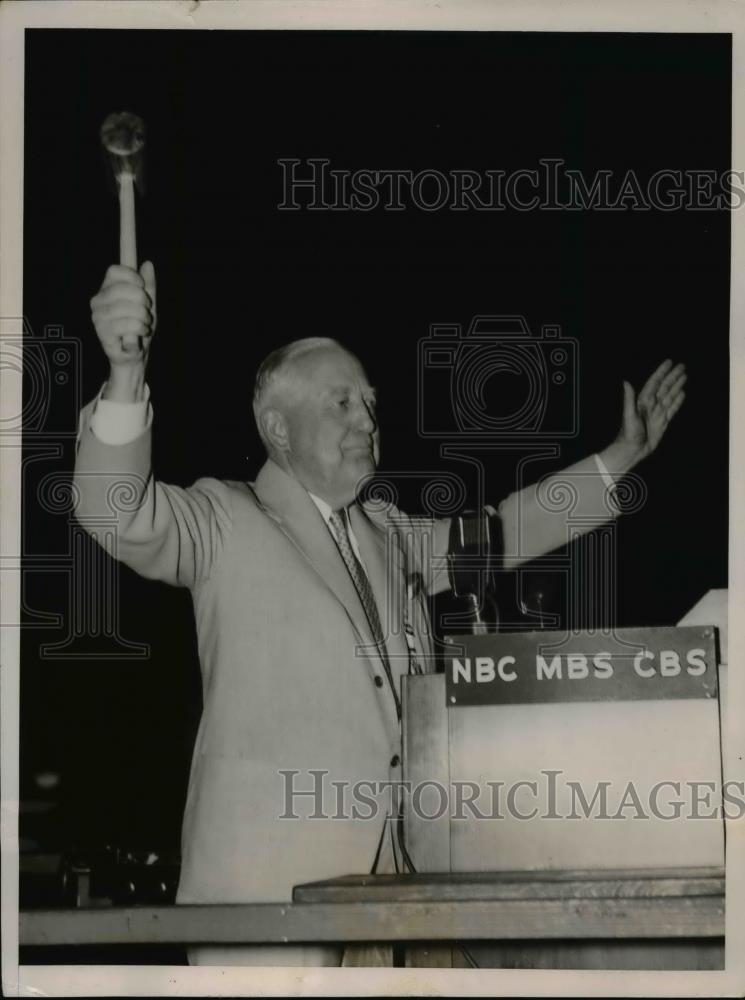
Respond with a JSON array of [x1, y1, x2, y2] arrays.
[[73, 396, 617, 904]]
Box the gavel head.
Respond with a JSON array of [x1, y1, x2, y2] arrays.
[[100, 111, 145, 186]]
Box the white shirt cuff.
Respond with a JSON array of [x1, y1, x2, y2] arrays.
[[88, 382, 152, 445], [594, 452, 623, 514], [593, 452, 617, 491]]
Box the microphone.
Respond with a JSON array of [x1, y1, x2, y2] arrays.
[[447, 509, 501, 633]]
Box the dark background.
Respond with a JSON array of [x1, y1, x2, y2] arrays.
[[21, 30, 730, 869]]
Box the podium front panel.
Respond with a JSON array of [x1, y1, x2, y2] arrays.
[[448, 697, 724, 871], [403, 624, 725, 874]]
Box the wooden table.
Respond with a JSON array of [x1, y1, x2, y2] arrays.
[[293, 866, 725, 968], [20, 866, 724, 969]]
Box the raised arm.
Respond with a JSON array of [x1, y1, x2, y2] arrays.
[[73, 263, 232, 588], [395, 359, 688, 587], [496, 359, 687, 569]]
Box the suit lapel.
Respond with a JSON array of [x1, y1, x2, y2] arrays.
[[350, 504, 409, 668], [253, 459, 377, 654]]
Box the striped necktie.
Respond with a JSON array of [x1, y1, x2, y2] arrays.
[[328, 508, 401, 720]]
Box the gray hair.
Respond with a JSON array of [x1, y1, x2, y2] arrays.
[[252, 336, 342, 449]]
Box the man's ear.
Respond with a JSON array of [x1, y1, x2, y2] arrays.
[[261, 408, 290, 452]]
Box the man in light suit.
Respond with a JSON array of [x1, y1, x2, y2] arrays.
[[73, 261, 686, 966]]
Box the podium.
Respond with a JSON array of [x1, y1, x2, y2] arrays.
[[391, 594, 727, 968]]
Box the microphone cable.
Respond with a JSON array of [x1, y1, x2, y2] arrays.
[[395, 797, 480, 968]]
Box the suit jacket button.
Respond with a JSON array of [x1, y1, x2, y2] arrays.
[[374, 675, 384, 687], [390, 754, 400, 768]]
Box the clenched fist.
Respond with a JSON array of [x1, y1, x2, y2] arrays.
[[90, 262, 156, 402]]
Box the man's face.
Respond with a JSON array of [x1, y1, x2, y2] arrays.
[[281, 346, 380, 508]]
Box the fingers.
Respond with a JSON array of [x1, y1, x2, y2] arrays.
[[139, 261, 157, 329], [111, 316, 151, 338], [639, 359, 687, 418], [90, 263, 156, 366], [665, 390, 686, 421], [658, 368, 687, 409], [101, 264, 144, 290], [91, 289, 152, 323], [621, 379, 638, 422], [647, 375, 686, 451], [139, 260, 156, 299], [648, 364, 686, 418], [656, 360, 685, 394], [638, 358, 674, 410], [91, 295, 153, 334]]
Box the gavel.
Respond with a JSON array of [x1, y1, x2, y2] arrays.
[[100, 111, 145, 270]]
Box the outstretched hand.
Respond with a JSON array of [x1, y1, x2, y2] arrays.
[[615, 359, 687, 463]]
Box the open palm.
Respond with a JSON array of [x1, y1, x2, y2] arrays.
[[618, 359, 687, 461]]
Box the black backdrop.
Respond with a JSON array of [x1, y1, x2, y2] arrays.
[[21, 30, 729, 858]]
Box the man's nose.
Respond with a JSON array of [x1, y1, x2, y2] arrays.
[[356, 400, 376, 433]]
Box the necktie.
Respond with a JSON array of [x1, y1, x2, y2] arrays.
[[328, 508, 401, 720]]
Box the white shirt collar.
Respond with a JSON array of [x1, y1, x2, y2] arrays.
[[307, 492, 363, 564], [307, 491, 339, 526], [306, 490, 367, 572]]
